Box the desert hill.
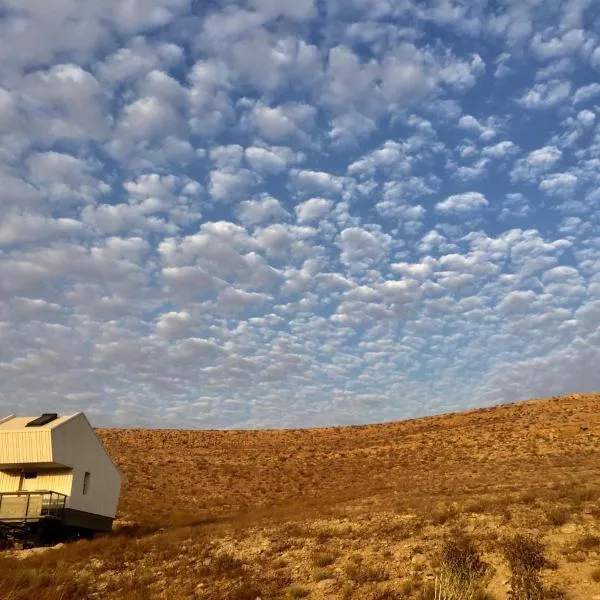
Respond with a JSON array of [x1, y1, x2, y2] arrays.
[[2, 393, 600, 599]]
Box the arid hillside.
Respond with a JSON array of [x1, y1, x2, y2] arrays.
[[2, 393, 600, 600]]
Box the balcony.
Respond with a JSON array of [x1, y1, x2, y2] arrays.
[[0, 491, 67, 522]]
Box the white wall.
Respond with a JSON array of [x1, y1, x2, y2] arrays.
[[51, 414, 121, 518]]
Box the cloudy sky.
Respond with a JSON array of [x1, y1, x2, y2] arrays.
[[1, 0, 600, 428]]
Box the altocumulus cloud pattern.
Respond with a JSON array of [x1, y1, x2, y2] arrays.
[[1, 0, 600, 428]]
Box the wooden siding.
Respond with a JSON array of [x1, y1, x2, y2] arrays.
[[0, 430, 53, 465], [21, 469, 73, 495], [0, 470, 20, 492], [0, 468, 73, 495]]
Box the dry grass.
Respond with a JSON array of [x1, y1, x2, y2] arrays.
[[344, 561, 389, 583], [1, 393, 599, 599], [545, 506, 571, 527], [435, 531, 491, 599], [502, 535, 547, 600]]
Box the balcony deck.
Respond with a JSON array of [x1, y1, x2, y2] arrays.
[[0, 491, 67, 522]]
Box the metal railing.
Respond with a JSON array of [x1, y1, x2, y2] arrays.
[[0, 491, 67, 522]]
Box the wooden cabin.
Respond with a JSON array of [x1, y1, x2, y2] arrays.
[[0, 413, 121, 533]]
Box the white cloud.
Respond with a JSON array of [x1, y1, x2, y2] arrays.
[[577, 109, 595, 126], [481, 140, 520, 159], [111, 95, 184, 158], [438, 53, 485, 90], [255, 224, 316, 258], [339, 227, 390, 268], [527, 146, 563, 168], [245, 146, 291, 173], [573, 82, 600, 104], [0, 214, 84, 246], [499, 193, 531, 220], [497, 290, 536, 314], [591, 46, 600, 69], [209, 169, 258, 202], [435, 191, 488, 213], [96, 37, 183, 84], [290, 169, 346, 196], [457, 114, 496, 139], [236, 195, 289, 225], [155, 310, 192, 338], [295, 198, 333, 223], [247, 101, 316, 141], [24, 63, 109, 142], [539, 172, 578, 196], [510, 146, 563, 182], [530, 28, 586, 60], [519, 80, 572, 109], [186, 59, 233, 136], [347, 140, 410, 176]]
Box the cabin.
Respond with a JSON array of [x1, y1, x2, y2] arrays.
[[0, 412, 121, 537]]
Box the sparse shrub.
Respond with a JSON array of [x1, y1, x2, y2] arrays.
[[365, 588, 404, 600], [571, 487, 597, 504], [574, 534, 600, 552], [400, 577, 422, 595], [225, 583, 264, 600], [431, 506, 459, 525], [543, 586, 568, 599], [500, 507, 512, 522], [435, 532, 490, 599], [519, 491, 537, 505], [286, 585, 310, 598], [464, 497, 506, 515], [311, 551, 337, 567], [212, 552, 244, 574], [315, 529, 334, 544], [420, 581, 436, 600], [502, 534, 546, 600], [340, 582, 355, 599], [546, 506, 570, 527], [344, 562, 389, 583], [464, 499, 488, 514], [564, 551, 586, 563], [313, 568, 335, 581], [591, 567, 600, 582]]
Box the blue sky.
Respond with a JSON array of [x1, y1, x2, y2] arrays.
[[1, 0, 600, 428]]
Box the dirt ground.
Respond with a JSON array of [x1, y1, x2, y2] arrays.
[[1, 393, 600, 599]]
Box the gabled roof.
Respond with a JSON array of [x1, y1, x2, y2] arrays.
[[0, 414, 80, 431]]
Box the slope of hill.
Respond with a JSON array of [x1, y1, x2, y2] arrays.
[[2, 393, 600, 599]]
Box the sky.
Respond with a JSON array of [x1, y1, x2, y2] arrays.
[[1, 0, 600, 428]]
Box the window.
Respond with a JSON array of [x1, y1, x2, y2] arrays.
[[26, 413, 58, 427], [83, 472, 91, 495]]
